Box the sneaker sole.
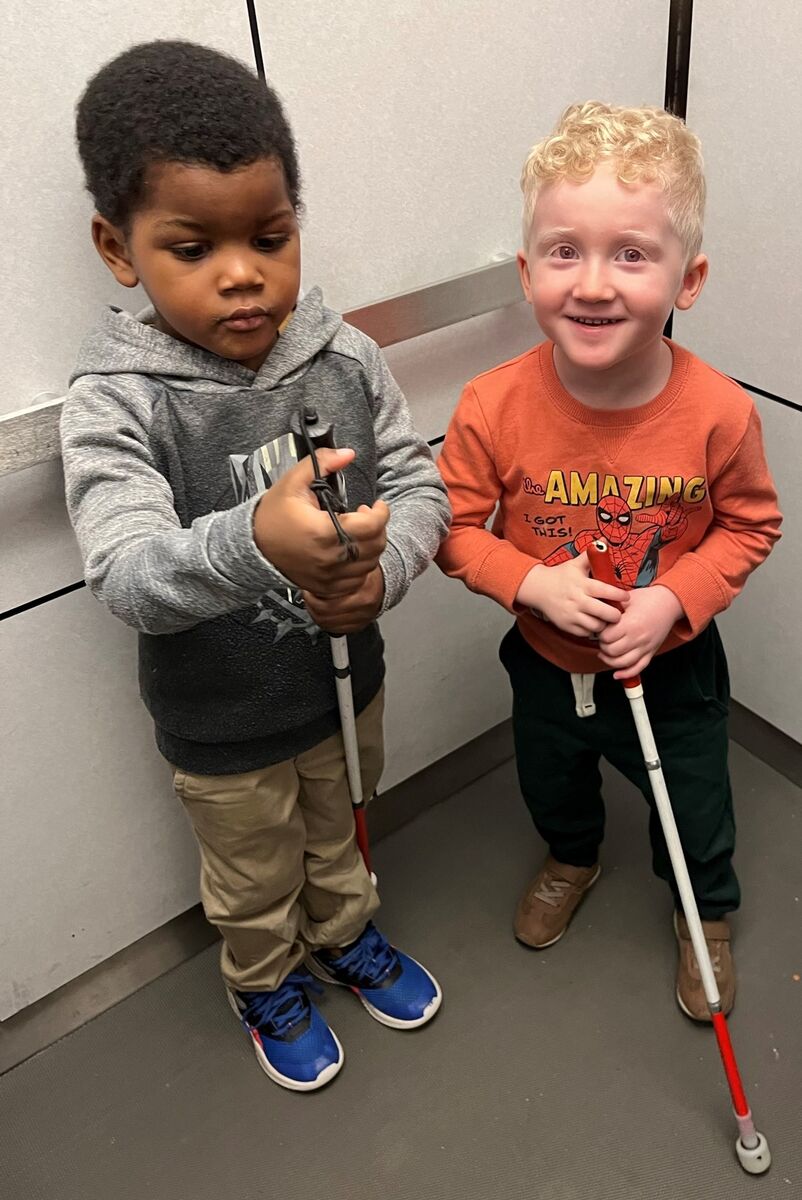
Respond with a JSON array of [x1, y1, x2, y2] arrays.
[[515, 863, 602, 950], [307, 955, 443, 1030], [226, 987, 344, 1092], [674, 984, 713, 1023]]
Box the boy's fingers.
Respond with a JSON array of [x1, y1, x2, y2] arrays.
[[346, 499, 390, 528], [597, 651, 623, 670], [309, 446, 356, 478], [600, 644, 643, 672], [302, 567, 383, 633], [584, 618, 607, 636], [612, 655, 646, 678], [356, 500, 389, 518], [339, 505, 389, 541], [589, 599, 626, 625], [614, 658, 648, 680], [308, 546, 384, 587], [309, 569, 379, 596], [284, 448, 356, 499], [575, 554, 630, 604], [598, 618, 628, 646], [587, 580, 630, 606]]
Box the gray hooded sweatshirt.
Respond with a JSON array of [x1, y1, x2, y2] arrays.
[[61, 288, 450, 773]]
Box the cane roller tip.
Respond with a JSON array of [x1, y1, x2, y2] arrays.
[[735, 1132, 771, 1174]]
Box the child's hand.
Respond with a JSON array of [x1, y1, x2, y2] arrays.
[[597, 585, 684, 678], [516, 552, 630, 638], [303, 566, 385, 634], [253, 448, 389, 594]]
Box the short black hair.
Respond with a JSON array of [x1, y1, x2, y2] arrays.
[[76, 40, 301, 227]]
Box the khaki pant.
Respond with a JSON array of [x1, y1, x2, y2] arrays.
[[172, 688, 384, 992]]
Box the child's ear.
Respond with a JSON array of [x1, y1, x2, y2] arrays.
[[517, 249, 534, 304], [675, 253, 708, 311], [91, 215, 139, 288]]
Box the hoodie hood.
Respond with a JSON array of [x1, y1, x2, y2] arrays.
[[70, 286, 342, 393]]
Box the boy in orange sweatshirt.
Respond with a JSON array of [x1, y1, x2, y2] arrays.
[[436, 102, 781, 1020]]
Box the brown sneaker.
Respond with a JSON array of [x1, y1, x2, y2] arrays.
[[674, 912, 736, 1022], [514, 856, 601, 948]]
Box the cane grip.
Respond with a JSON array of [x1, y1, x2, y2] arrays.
[[585, 538, 641, 688], [586, 538, 625, 594]]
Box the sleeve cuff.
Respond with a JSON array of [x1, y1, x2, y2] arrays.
[[658, 555, 729, 634], [378, 541, 406, 613], [205, 496, 296, 593], [472, 541, 538, 612]]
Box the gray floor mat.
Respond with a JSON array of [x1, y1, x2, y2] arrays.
[[1, 742, 800, 1199]]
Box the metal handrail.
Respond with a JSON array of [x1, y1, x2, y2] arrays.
[[0, 258, 521, 479]]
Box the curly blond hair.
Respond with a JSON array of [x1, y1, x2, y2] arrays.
[[520, 101, 705, 262]]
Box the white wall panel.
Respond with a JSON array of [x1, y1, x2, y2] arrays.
[[0, 461, 81, 612], [384, 301, 536, 441], [2, 0, 670, 418], [0, 589, 199, 1020], [381, 304, 540, 787], [673, 1, 802, 404], [382, 529, 513, 792], [2, 2, 257, 416], [671, 1, 801, 742], [717, 392, 801, 742], [257, 0, 667, 313]]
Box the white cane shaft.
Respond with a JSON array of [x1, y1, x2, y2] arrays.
[[626, 689, 721, 1007], [331, 636, 364, 808]]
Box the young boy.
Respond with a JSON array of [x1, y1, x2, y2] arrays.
[[61, 41, 449, 1091], [436, 102, 781, 1021]]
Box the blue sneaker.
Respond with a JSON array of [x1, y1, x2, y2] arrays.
[[310, 922, 442, 1029], [227, 971, 344, 1091]]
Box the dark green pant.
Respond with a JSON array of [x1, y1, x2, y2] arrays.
[[499, 623, 739, 919]]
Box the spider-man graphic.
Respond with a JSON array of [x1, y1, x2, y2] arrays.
[[544, 495, 688, 587]]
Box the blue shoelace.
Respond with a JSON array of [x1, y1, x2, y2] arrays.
[[237, 971, 323, 1039], [323, 923, 399, 987]]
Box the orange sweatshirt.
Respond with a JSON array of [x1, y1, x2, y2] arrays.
[[436, 339, 782, 674]]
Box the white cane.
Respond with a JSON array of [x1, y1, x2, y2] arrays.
[[587, 538, 770, 1175]]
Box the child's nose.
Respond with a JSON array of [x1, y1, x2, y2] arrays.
[[218, 251, 264, 293], [573, 259, 615, 303]]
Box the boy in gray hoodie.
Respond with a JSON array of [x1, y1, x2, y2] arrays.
[[61, 40, 450, 1092]]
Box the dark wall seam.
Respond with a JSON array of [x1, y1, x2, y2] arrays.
[[246, 0, 266, 81], [663, 0, 694, 339]]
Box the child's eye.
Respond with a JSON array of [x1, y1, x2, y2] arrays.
[[552, 245, 578, 260], [171, 244, 207, 261], [617, 247, 645, 263], [255, 235, 291, 253]]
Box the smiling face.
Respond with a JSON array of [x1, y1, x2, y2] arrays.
[[93, 157, 301, 371], [518, 162, 706, 391]]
